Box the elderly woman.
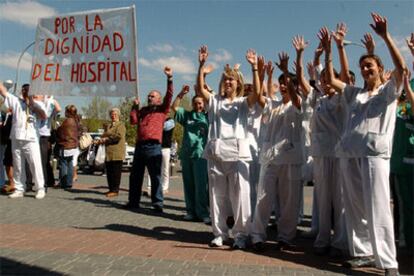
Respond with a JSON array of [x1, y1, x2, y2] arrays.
[[96, 108, 126, 197], [56, 105, 79, 189]]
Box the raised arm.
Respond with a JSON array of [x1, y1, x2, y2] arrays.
[[370, 12, 407, 86], [196, 45, 211, 102], [162, 66, 174, 112], [318, 27, 346, 92], [266, 61, 277, 99], [246, 49, 260, 108], [172, 85, 190, 112], [129, 97, 140, 125], [276, 52, 301, 109], [332, 23, 352, 84], [361, 33, 376, 55], [292, 35, 312, 97], [257, 58, 269, 108]]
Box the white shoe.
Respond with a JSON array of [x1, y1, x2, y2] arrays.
[[35, 190, 45, 199], [209, 236, 224, 247], [8, 191, 24, 198]]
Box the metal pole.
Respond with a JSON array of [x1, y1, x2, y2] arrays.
[[13, 39, 43, 94]]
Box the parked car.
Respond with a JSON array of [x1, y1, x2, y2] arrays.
[[123, 144, 135, 171]]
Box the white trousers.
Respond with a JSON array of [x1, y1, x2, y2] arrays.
[[340, 157, 398, 269], [249, 154, 260, 216], [313, 157, 347, 249], [208, 159, 251, 240], [147, 148, 171, 191], [251, 163, 302, 243], [12, 139, 44, 192]]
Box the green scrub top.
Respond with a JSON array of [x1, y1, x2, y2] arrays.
[[175, 107, 208, 159], [390, 79, 414, 174]]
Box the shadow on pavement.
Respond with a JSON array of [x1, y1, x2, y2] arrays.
[[71, 196, 188, 221], [0, 257, 63, 275], [80, 223, 212, 245]]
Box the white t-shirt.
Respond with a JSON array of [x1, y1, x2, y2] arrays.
[[260, 98, 304, 165], [310, 89, 346, 157], [38, 96, 56, 137], [4, 93, 46, 142], [335, 76, 402, 158]]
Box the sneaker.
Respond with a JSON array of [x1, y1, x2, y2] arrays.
[[384, 268, 399, 276], [8, 191, 24, 198], [232, 238, 247, 250], [209, 236, 224, 247], [122, 202, 140, 210], [343, 256, 375, 268], [35, 190, 46, 199]]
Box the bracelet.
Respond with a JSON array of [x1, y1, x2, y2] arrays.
[[252, 68, 258, 72], [325, 59, 332, 63]]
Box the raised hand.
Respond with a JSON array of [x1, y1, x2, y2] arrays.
[[266, 60, 274, 77], [198, 45, 209, 65], [315, 42, 324, 59], [133, 97, 140, 106], [276, 52, 289, 73], [370, 12, 388, 38], [361, 33, 376, 55], [406, 33, 414, 56], [332, 22, 348, 46], [292, 35, 309, 53], [202, 64, 215, 75], [318, 27, 331, 53], [246, 49, 258, 66], [179, 85, 190, 97], [382, 70, 393, 82], [164, 66, 173, 77]]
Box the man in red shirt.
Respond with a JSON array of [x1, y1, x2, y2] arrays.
[[126, 66, 173, 212]]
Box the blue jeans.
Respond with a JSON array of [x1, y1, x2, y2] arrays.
[[129, 142, 163, 208], [59, 154, 73, 188]]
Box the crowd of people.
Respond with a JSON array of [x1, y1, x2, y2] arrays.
[[0, 12, 413, 276]]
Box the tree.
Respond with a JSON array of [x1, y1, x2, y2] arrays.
[[117, 97, 136, 145], [82, 96, 112, 120]]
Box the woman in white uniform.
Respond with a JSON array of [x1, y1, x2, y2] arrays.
[[251, 52, 304, 251], [196, 45, 260, 249], [319, 13, 407, 275]]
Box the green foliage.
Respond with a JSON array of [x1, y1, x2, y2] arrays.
[[117, 97, 137, 145], [81, 96, 113, 120], [81, 118, 108, 133]]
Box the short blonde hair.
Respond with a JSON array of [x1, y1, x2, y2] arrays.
[[109, 107, 121, 117]]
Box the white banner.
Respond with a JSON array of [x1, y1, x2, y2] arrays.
[[30, 6, 138, 97]]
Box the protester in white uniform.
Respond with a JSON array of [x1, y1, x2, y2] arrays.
[[319, 13, 407, 275], [35, 95, 61, 188], [251, 52, 304, 251], [0, 83, 46, 199], [293, 35, 348, 256], [196, 45, 260, 249]]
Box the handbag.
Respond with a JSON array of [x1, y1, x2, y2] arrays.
[[79, 133, 93, 150]]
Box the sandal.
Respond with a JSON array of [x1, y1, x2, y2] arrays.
[[1, 185, 16, 194]]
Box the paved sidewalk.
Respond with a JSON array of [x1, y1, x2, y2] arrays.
[[0, 171, 412, 275]]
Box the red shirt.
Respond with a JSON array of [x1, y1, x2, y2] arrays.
[[130, 79, 173, 144]]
